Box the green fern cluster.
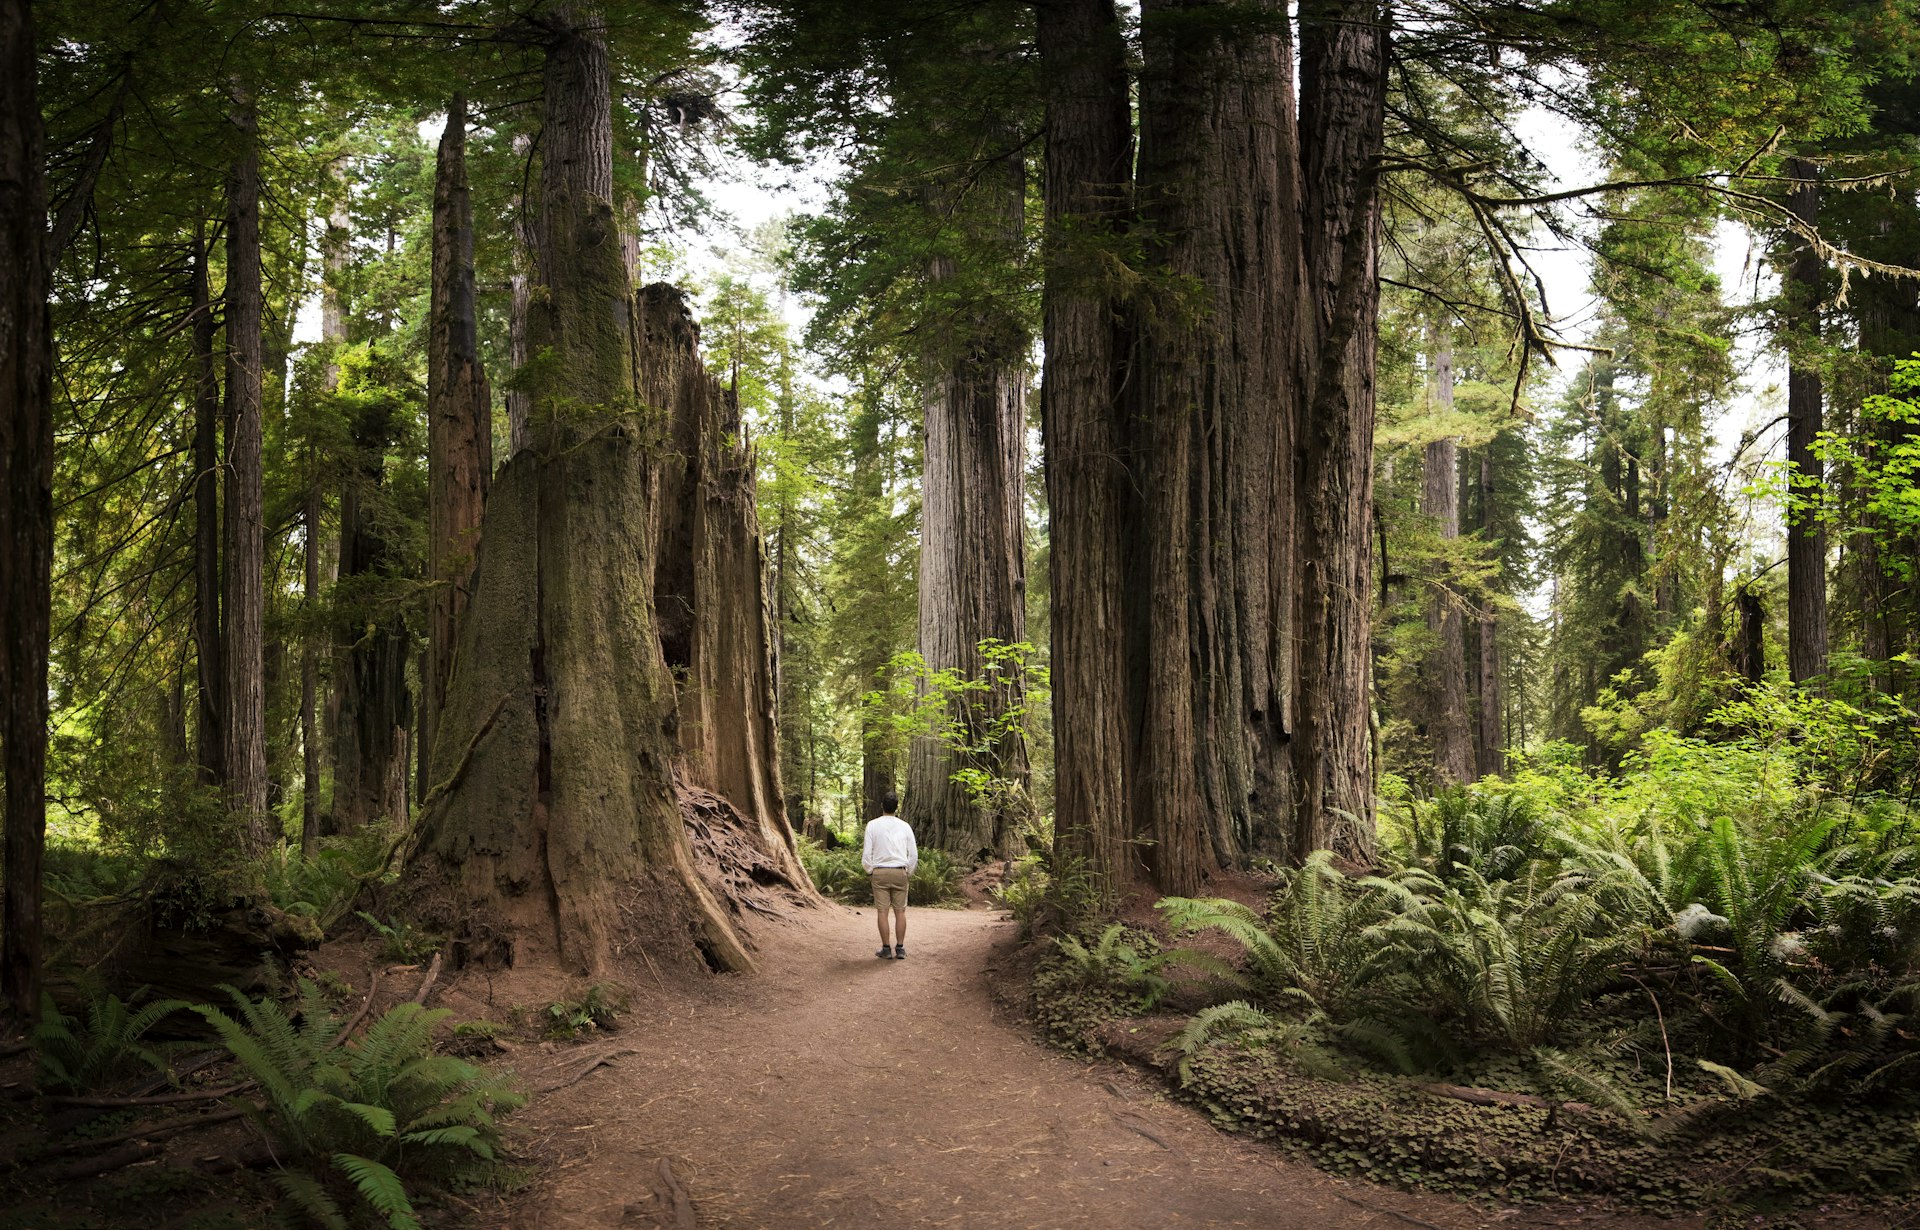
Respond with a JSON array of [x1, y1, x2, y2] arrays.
[[793, 837, 968, 907], [33, 986, 191, 1093], [195, 982, 522, 1230], [1051, 923, 1229, 1010]]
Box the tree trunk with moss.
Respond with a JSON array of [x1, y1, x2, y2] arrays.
[[1421, 342, 1472, 786], [646, 282, 807, 887], [410, 9, 758, 976]]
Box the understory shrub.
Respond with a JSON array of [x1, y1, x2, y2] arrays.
[[794, 837, 966, 906]]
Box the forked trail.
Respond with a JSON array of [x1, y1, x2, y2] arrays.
[[508, 905, 1675, 1230]]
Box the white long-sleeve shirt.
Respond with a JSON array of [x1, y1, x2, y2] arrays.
[[862, 814, 918, 874]]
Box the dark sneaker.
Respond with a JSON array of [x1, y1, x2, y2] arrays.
[[893, 945, 906, 959], [876, 946, 894, 959]]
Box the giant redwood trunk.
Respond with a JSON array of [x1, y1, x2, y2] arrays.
[[645, 282, 805, 887], [1035, 0, 1138, 891], [1291, 0, 1385, 858], [222, 84, 271, 854], [1784, 157, 1829, 686], [424, 94, 493, 787], [1, 0, 52, 1022], [411, 9, 765, 975], [1471, 452, 1504, 777], [904, 147, 1030, 864], [1421, 341, 1472, 786]]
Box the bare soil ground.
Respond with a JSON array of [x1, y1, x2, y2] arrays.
[[497, 904, 1725, 1230]]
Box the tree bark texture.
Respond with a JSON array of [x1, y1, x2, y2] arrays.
[[330, 386, 413, 836], [1035, 0, 1138, 891], [1, 0, 51, 1022], [904, 143, 1030, 864], [425, 94, 494, 794], [222, 84, 271, 854], [1421, 344, 1472, 786], [1135, 0, 1303, 886], [1291, 0, 1385, 858], [1784, 156, 1829, 685], [1471, 452, 1503, 778], [644, 282, 806, 887], [507, 132, 535, 459], [411, 9, 760, 976], [190, 236, 226, 790]]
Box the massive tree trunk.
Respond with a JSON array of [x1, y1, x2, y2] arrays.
[[1421, 342, 1473, 786], [190, 235, 226, 790], [1135, 0, 1301, 882], [411, 8, 761, 976], [904, 145, 1030, 865], [222, 83, 271, 855], [1035, 0, 1138, 891], [424, 94, 493, 795], [507, 131, 535, 459], [1291, 0, 1385, 859], [1783, 156, 1829, 685], [645, 282, 805, 885], [1, 0, 52, 1022]]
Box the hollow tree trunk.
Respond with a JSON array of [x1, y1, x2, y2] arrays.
[[1, 0, 51, 1022], [1292, 0, 1385, 859], [904, 146, 1029, 863], [411, 7, 757, 976], [1421, 340, 1472, 786], [222, 83, 271, 855], [645, 282, 805, 885], [424, 94, 493, 797], [190, 235, 226, 790], [1035, 0, 1138, 891], [1784, 156, 1829, 685]]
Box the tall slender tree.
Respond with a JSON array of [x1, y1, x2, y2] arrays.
[[1784, 156, 1830, 686]]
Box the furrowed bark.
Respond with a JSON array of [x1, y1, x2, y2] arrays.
[[1, 0, 52, 1023], [644, 282, 806, 886], [222, 82, 271, 855], [1035, 0, 1138, 892], [412, 7, 756, 976], [1293, 0, 1385, 859], [904, 135, 1030, 865], [425, 94, 494, 793]]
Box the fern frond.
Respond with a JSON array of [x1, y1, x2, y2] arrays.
[[332, 1153, 421, 1230]]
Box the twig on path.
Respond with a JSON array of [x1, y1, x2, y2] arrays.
[[1333, 1192, 1450, 1230], [655, 1157, 698, 1229], [1111, 1111, 1171, 1150], [410, 952, 443, 1005], [539, 1046, 639, 1092]]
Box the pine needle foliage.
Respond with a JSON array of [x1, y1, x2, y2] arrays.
[[193, 982, 522, 1229]]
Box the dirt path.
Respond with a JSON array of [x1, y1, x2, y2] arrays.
[[507, 905, 1672, 1230]]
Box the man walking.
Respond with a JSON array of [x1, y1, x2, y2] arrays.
[[862, 792, 916, 959]]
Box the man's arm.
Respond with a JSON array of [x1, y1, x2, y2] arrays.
[[860, 822, 875, 872], [905, 825, 918, 875]]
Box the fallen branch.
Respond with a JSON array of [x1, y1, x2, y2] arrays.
[[1111, 1111, 1172, 1150], [329, 967, 382, 1049], [539, 1047, 638, 1093], [44, 1104, 252, 1157], [40, 1140, 164, 1181], [410, 953, 443, 1005], [1333, 1192, 1449, 1230], [51, 1082, 250, 1108]]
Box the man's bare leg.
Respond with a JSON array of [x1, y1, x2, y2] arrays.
[[893, 908, 907, 946], [876, 907, 893, 948]]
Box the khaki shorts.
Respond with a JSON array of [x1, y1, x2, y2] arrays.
[[870, 866, 910, 911]]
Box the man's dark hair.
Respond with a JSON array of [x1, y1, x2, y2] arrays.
[[881, 792, 899, 814]]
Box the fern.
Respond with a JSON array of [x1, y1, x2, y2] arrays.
[[333, 1153, 420, 1230], [33, 986, 191, 1093]]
